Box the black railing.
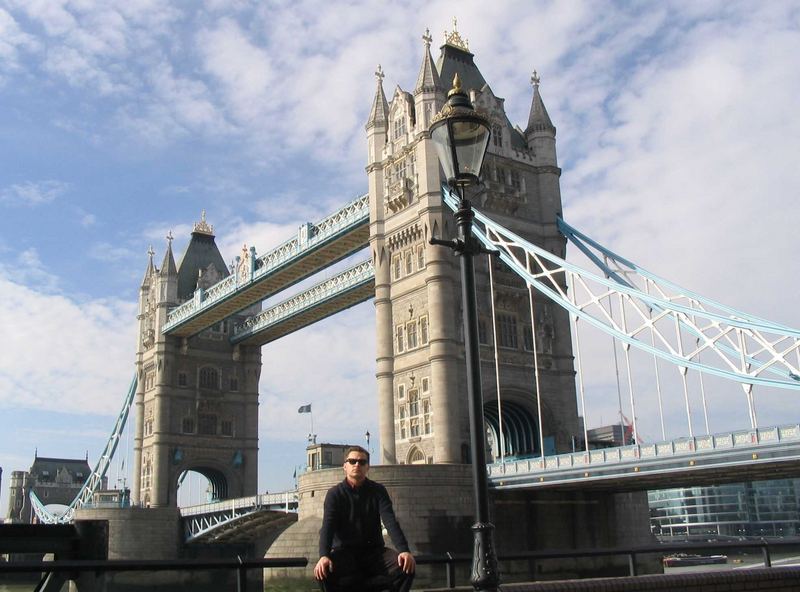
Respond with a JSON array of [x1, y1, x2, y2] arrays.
[[3, 538, 800, 590]]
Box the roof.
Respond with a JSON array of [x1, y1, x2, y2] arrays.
[[30, 457, 90, 477], [176, 230, 229, 301], [436, 43, 487, 96]]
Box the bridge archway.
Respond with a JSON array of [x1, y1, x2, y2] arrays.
[[173, 465, 231, 505], [483, 399, 539, 462]]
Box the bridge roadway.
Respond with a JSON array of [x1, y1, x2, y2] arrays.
[[162, 194, 369, 337], [180, 425, 800, 542], [231, 259, 374, 346]]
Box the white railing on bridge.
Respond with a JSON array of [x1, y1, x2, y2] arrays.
[[232, 259, 374, 342], [163, 194, 369, 332], [489, 424, 800, 480], [180, 490, 298, 518]]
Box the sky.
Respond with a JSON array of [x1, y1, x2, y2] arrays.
[[1, 0, 799, 512]]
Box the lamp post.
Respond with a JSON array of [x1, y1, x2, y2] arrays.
[[429, 73, 499, 592], [365, 430, 371, 453]]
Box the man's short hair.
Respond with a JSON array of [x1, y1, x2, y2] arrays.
[[344, 446, 370, 463]]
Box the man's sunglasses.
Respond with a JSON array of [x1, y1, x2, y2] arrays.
[[346, 458, 368, 466]]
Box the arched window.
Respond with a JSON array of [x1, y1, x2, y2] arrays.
[[199, 367, 219, 389], [407, 447, 425, 464]]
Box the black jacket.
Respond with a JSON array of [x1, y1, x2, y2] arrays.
[[319, 478, 410, 557]]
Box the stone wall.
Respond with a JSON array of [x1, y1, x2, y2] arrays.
[[264, 464, 657, 584], [74, 506, 180, 561]]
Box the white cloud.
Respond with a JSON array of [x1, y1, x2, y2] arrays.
[[0, 180, 70, 206], [0, 269, 136, 415]]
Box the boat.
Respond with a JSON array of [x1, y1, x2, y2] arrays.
[[663, 553, 728, 567]]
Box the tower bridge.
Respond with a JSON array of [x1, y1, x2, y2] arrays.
[[18, 24, 800, 581]]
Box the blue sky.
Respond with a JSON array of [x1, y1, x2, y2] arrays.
[[1, 1, 799, 511]]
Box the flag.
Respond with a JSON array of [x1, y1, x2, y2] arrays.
[[298, 404, 312, 413]]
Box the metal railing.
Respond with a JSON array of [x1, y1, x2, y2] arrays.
[[489, 424, 800, 482], [4, 539, 799, 590]]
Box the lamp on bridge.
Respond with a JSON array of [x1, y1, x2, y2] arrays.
[[429, 73, 499, 592]]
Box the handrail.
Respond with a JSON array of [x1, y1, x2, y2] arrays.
[[4, 539, 799, 589]]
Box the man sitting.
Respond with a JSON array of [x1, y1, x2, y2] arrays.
[[314, 446, 416, 591]]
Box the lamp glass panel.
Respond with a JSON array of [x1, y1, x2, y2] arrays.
[[430, 123, 456, 180], [452, 119, 490, 178]]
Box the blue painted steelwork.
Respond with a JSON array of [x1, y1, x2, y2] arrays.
[[231, 259, 375, 345], [30, 375, 138, 524], [162, 194, 369, 336], [180, 490, 298, 543], [440, 187, 800, 390], [489, 424, 800, 490]]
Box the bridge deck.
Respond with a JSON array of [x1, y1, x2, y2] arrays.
[[163, 195, 369, 337], [232, 260, 375, 346], [490, 424, 800, 492]]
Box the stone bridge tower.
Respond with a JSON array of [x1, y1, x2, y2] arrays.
[[132, 216, 261, 507], [367, 26, 581, 465]]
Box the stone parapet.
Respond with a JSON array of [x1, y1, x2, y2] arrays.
[[74, 506, 180, 561]]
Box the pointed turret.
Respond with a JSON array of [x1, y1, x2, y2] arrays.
[[525, 71, 557, 166], [415, 28, 441, 95], [414, 28, 444, 131], [366, 64, 389, 131], [158, 231, 178, 305], [525, 70, 556, 136], [141, 245, 155, 287]]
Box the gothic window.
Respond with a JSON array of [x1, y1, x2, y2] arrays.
[[199, 367, 219, 389], [406, 321, 418, 349], [405, 251, 413, 275], [399, 405, 407, 419], [198, 414, 217, 435], [419, 316, 429, 345], [510, 169, 521, 189], [400, 422, 407, 439], [230, 377, 239, 391], [398, 384, 405, 399], [178, 372, 188, 387], [393, 256, 402, 280], [492, 124, 503, 147], [496, 166, 506, 184], [410, 419, 420, 437], [408, 447, 425, 464], [409, 389, 419, 417], [421, 377, 429, 393], [396, 325, 405, 353], [498, 314, 518, 348], [182, 417, 194, 434], [393, 116, 406, 139], [523, 325, 534, 351], [221, 420, 233, 437], [424, 415, 432, 434], [417, 245, 425, 270]]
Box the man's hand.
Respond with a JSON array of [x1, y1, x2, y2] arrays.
[[314, 556, 333, 580], [397, 551, 416, 574]]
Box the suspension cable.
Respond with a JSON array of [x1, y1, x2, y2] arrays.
[[487, 256, 505, 463], [645, 280, 666, 440], [695, 336, 710, 434], [669, 309, 694, 437], [617, 292, 639, 444], [527, 273, 546, 462], [737, 329, 758, 429], [602, 257, 627, 440], [569, 273, 590, 459]]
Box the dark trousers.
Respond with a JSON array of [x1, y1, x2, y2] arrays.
[[318, 546, 414, 592]]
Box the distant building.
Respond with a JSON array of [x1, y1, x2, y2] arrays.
[[306, 443, 364, 471], [5, 454, 96, 523], [586, 424, 634, 449], [649, 479, 800, 541]]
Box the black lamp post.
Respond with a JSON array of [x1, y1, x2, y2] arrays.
[[429, 73, 499, 592]]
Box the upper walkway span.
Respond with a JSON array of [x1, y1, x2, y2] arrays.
[[162, 194, 369, 337]]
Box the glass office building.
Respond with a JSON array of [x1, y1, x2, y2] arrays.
[[649, 479, 800, 541]]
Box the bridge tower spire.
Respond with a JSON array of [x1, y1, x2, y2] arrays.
[[132, 217, 261, 508], [367, 28, 581, 467]]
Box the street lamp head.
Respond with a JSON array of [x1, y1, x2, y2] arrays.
[[430, 73, 491, 190]]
